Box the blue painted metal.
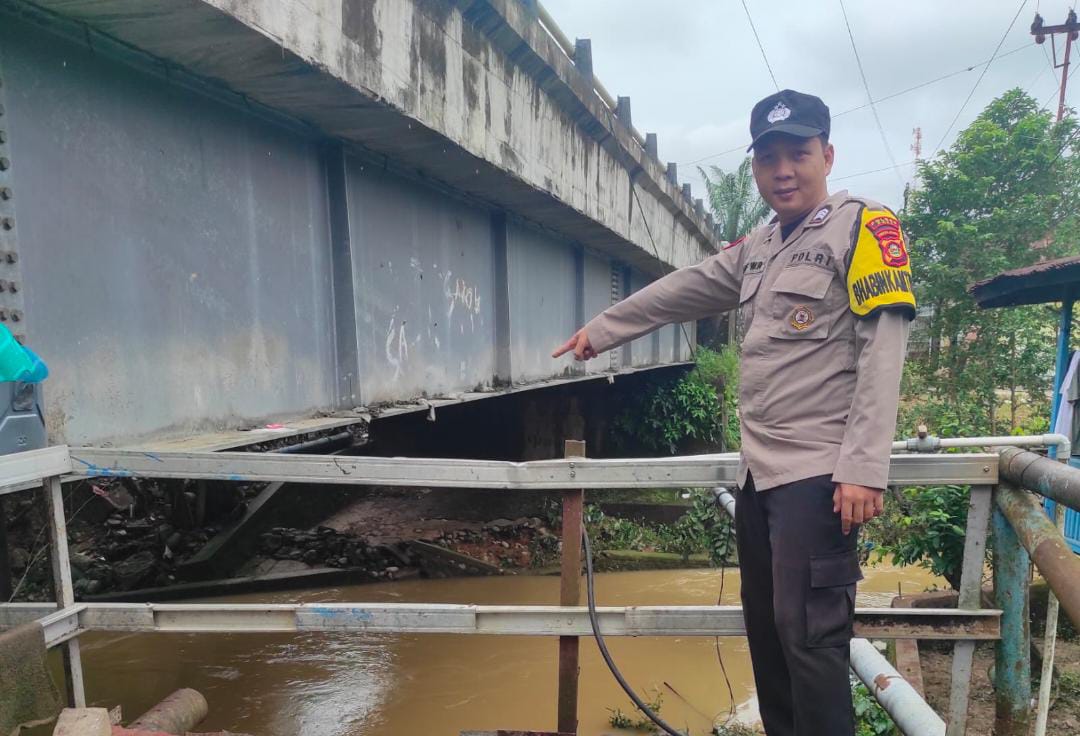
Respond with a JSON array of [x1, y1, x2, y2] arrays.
[[1045, 292, 1080, 552], [346, 157, 497, 403], [582, 251, 613, 376], [628, 269, 657, 368], [507, 221, 578, 384], [992, 505, 1032, 734]]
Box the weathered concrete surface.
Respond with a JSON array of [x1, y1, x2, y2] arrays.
[[54, 708, 112, 736], [15, 0, 716, 273]]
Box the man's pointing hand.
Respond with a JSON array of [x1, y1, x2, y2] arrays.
[[552, 329, 597, 361]]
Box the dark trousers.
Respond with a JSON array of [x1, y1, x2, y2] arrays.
[[735, 473, 862, 736]]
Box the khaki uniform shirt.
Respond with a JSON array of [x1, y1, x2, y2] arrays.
[[585, 190, 915, 491]]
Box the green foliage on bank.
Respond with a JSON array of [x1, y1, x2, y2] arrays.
[[583, 489, 736, 565], [611, 346, 740, 455]]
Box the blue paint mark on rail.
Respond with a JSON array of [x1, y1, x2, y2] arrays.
[[142, 452, 164, 463], [70, 455, 133, 478], [309, 607, 374, 622]]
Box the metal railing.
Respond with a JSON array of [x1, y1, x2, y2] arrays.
[[1, 437, 1078, 735]]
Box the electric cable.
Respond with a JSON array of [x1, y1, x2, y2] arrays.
[[740, 0, 779, 92], [583, 525, 686, 736], [932, 0, 1029, 154], [600, 105, 697, 360], [837, 0, 906, 186], [681, 44, 1033, 167]]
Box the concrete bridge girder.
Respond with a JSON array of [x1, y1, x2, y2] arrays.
[[0, 0, 704, 446]]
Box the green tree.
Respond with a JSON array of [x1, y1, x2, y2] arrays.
[[902, 88, 1080, 436], [699, 158, 771, 242]]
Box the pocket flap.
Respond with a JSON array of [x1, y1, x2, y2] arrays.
[[770, 267, 833, 299], [739, 274, 762, 304], [810, 550, 863, 588]]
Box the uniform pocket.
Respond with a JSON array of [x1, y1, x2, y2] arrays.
[[738, 274, 763, 334], [806, 549, 863, 648], [768, 267, 836, 341]]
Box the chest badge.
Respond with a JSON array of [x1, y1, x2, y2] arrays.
[[790, 305, 815, 331]]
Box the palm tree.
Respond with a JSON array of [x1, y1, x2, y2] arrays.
[[697, 159, 772, 347], [698, 158, 771, 243]]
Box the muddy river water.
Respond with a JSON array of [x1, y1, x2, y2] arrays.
[[70, 562, 941, 735]]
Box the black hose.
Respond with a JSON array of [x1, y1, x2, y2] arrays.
[[582, 526, 686, 736]]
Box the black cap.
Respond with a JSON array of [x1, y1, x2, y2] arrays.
[[747, 89, 831, 151]]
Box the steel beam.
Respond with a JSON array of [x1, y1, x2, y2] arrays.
[[0, 445, 71, 494], [66, 449, 999, 489], [946, 485, 992, 736], [0, 603, 1000, 646]]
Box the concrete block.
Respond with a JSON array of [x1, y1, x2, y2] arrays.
[[53, 708, 111, 736], [615, 96, 632, 127], [573, 39, 593, 80]]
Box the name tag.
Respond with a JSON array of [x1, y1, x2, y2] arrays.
[[788, 247, 833, 270], [743, 259, 765, 276]]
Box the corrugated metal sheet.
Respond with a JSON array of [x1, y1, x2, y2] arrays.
[[347, 159, 497, 403], [507, 222, 578, 383], [5, 22, 336, 445]]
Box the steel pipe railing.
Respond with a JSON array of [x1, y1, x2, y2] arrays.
[[994, 482, 1080, 630], [999, 446, 1080, 510], [894, 433, 1070, 458]]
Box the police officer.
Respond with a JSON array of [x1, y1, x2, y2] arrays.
[[553, 90, 914, 736]]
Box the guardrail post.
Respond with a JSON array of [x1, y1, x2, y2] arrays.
[[1035, 501, 1065, 736], [946, 485, 992, 735], [992, 499, 1031, 736], [44, 475, 86, 707], [557, 440, 585, 734]]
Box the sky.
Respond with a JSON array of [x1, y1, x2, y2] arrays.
[[540, 0, 1073, 214]]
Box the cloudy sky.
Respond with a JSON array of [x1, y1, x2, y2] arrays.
[[541, 0, 1070, 213]]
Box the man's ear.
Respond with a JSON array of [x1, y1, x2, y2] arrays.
[[823, 142, 835, 177]]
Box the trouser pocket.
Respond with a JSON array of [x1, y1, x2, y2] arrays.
[[806, 549, 863, 648]]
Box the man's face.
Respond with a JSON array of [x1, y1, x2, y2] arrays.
[[751, 134, 834, 223]]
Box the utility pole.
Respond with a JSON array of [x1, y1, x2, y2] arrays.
[[1032, 9, 1080, 122]]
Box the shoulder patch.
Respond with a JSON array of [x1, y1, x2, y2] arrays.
[[847, 207, 916, 319], [722, 235, 745, 251], [805, 205, 832, 228]]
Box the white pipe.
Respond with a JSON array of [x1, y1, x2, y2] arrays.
[[850, 638, 946, 736], [893, 433, 1070, 458], [714, 487, 947, 735]]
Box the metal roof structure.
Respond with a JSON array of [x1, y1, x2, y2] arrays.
[[969, 254, 1080, 308]]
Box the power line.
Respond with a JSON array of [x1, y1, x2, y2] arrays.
[[740, 0, 779, 92], [932, 0, 1030, 154], [831, 160, 916, 182], [680, 44, 1033, 167], [834, 44, 1032, 118], [837, 0, 905, 186]]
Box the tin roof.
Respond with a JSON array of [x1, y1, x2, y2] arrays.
[[969, 255, 1080, 308]]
